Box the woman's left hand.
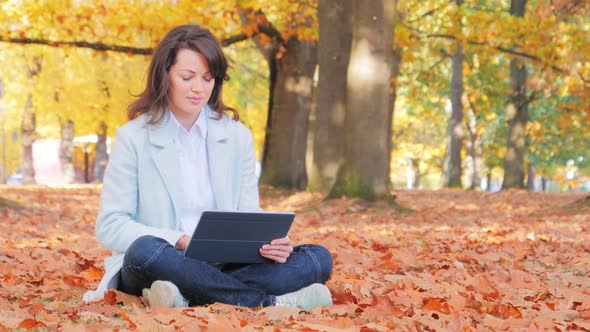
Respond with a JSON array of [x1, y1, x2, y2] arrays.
[[259, 236, 293, 263]]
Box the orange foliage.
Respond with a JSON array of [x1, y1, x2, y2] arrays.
[[0, 186, 589, 330]]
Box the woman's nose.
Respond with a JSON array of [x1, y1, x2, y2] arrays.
[[191, 80, 202, 92]]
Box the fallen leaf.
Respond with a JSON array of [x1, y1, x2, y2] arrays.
[[17, 319, 47, 330]]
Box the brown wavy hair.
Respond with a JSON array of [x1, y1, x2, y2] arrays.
[[128, 25, 238, 125]]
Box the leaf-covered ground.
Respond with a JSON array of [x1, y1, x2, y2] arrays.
[[0, 185, 589, 331]]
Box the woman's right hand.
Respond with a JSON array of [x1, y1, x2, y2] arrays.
[[175, 234, 191, 250]]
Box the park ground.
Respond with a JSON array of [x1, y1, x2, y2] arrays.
[[0, 185, 589, 331]]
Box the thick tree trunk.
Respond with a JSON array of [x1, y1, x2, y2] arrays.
[[21, 95, 36, 184], [235, 9, 315, 190], [59, 119, 75, 184], [308, 0, 352, 192], [94, 121, 108, 182], [444, 14, 464, 188], [260, 37, 316, 189], [329, 0, 396, 200], [526, 163, 536, 191], [502, 0, 528, 189]]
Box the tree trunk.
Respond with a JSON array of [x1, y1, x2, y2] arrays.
[[406, 158, 420, 189], [94, 80, 111, 183], [21, 95, 36, 184], [502, 0, 528, 189], [94, 121, 108, 182], [444, 5, 464, 188], [526, 163, 535, 191], [329, 0, 396, 200], [259, 37, 317, 189], [0, 79, 6, 184], [59, 119, 75, 184], [308, 0, 352, 192], [465, 101, 483, 190], [389, 43, 402, 154], [21, 56, 42, 185]]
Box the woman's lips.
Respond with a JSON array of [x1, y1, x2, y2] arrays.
[[187, 97, 203, 105]]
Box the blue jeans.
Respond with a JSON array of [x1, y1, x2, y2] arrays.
[[119, 235, 333, 308]]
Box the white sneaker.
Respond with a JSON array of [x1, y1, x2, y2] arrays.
[[274, 283, 333, 310], [142, 280, 189, 308]]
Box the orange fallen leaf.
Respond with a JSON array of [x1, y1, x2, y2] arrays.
[[466, 274, 499, 299], [80, 265, 103, 282], [421, 298, 452, 314], [27, 303, 45, 316], [63, 274, 85, 288], [17, 319, 47, 330], [17, 295, 36, 307], [103, 289, 143, 307]]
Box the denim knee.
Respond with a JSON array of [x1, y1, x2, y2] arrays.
[[305, 244, 333, 283], [124, 235, 169, 269]]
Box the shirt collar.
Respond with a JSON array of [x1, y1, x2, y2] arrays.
[[167, 107, 208, 139]]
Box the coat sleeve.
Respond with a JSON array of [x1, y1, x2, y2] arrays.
[[236, 125, 261, 212], [95, 127, 184, 254]]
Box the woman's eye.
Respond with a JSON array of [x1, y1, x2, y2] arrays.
[[204, 77, 213, 83], [181, 77, 191, 81]]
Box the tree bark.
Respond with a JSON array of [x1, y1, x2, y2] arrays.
[[94, 121, 108, 182], [444, 0, 464, 188], [329, 0, 396, 200], [308, 0, 352, 192], [21, 95, 36, 184], [502, 0, 528, 189], [259, 37, 317, 189], [59, 119, 75, 184]]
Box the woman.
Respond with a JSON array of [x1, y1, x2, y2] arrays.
[[83, 25, 333, 309]]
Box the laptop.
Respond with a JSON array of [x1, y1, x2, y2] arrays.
[[184, 210, 295, 264]]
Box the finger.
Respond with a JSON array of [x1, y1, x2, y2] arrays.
[[270, 237, 292, 246], [259, 248, 290, 257], [259, 251, 288, 263], [261, 244, 293, 253]]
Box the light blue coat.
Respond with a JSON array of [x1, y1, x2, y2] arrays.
[[83, 106, 260, 303]]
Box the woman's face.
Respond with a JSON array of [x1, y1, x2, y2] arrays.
[[167, 48, 215, 123]]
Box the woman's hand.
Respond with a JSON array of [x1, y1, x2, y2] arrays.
[[259, 236, 294, 263], [175, 234, 191, 251]]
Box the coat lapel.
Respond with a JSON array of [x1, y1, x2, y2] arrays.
[[149, 119, 183, 225], [206, 111, 232, 209]]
